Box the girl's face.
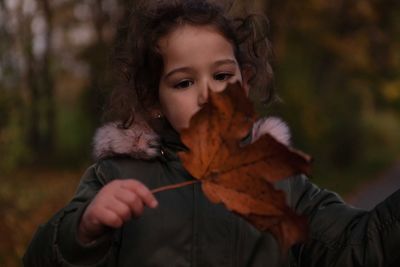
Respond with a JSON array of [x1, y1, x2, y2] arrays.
[[158, 25, 247, 131]]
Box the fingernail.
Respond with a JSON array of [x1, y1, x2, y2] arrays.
[[151, 200, 158, 208]]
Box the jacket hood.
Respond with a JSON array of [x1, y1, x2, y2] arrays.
[[92, 116, 291, 161]]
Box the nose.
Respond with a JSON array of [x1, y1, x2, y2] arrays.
[[198, 80, 225, 106], [198, 83, 209, 106]]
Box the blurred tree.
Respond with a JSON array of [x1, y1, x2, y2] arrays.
[[257, 0, 400, 190], [0, 0, 399, 184], [3, 0, 56, 159], [36, 0, 55, 153], [0, 0, 31, 170]]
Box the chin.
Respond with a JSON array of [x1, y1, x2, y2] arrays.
[[176, 122, 190, 132]]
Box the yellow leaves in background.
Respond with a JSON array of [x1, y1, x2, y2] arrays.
[[320, 34, 371, 72], [382, 81, 400, 103]]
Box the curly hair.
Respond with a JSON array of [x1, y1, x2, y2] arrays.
[[105, 0, 274, 127]]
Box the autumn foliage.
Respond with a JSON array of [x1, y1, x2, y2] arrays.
[[178, 83, 312, 249]]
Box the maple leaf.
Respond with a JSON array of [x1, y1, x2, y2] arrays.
[[177, 82, 312, 250]]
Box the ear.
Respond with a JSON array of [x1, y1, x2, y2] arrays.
[[148, 106, 164, 119]]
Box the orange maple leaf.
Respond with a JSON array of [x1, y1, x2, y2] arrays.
[[178, 82, 312, 250]]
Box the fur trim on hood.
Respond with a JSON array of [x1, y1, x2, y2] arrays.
[[92, 116, 291, 161]]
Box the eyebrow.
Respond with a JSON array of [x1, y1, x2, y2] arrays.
[[213, 59, 237, 68], [163, 59, 237, 80]]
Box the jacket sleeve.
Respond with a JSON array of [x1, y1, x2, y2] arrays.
[[23, 161, 118, 267], [288, 174, 400, 267]]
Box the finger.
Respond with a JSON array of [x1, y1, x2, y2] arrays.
[[104, 197, 132, 223], [114, 190, 144, 218], [130, 196, 144, 217], [80, 208, 106, 238], [98, 208, 124, 229], [121, 180, 158, 208]]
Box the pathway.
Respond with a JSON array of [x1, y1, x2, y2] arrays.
[[347, 162, 400, 210]]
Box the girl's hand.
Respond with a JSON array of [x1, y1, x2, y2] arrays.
[[78, 179, 158, 244]]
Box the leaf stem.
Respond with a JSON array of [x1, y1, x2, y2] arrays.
[[151, 180, 200, 194]]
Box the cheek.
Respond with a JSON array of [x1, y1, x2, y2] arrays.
[[159, 90, 199, 131]]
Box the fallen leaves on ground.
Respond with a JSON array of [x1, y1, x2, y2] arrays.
[[0, 168, 82, 267]]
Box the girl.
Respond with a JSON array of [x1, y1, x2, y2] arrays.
[[24, 1, 400, 266]]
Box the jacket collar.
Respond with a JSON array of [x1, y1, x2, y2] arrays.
[[92, 116, 291, 161]]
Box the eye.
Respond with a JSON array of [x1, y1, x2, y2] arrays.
[[214, 72, 234, 81], [174, 79, 194, 89]]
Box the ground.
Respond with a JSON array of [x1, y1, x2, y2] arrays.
[[0, 168, 83, 267]]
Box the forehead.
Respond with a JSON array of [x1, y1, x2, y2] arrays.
[[157, 24, 236, 65]]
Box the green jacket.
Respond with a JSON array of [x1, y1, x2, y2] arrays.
[[24, 117, 400, 267]]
